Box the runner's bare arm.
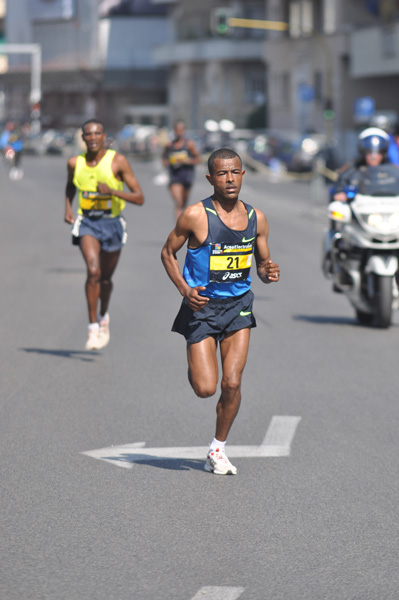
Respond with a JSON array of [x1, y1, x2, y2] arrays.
[[64, 156, 77, 224], [162, 143, 171, 169], [187, 139, 201, 166], [161, 206, 210, 311], [97, 153, 144, 205], [254, 210, 280, 283]]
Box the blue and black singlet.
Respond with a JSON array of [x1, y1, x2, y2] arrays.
[[182, 196, 258, 299]]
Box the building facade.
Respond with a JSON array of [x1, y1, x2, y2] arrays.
[[1, 0, 172, 130], [265, 0, 399, 138], [153, 0, 268, 130], [1, 0, 398, 139]]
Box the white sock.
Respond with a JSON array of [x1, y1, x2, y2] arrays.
[[209, 438, 226, 451], [98, 312, 109, 324], [88, 322, 99, 331]]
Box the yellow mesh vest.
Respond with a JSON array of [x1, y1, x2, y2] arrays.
[[74, 149, 125, 217]]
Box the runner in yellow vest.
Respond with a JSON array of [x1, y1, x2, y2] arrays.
[[64, 118, 144, 350]]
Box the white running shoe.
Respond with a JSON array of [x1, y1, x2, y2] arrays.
[[204, 447, 237, 475], [98, 314, 110, 348], [85, 326, 102, 350]]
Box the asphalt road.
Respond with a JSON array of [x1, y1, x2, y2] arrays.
[[1, 153, 399, 600]]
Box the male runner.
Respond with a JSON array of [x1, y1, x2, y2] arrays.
[[64, 118, 144, 350], [161, 148, 280, 475], [162, 120, 201, 221]]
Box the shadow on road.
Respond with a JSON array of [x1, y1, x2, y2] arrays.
[[46, 267, 86, 274], [293, 314, 356, 326], [105, 454, 205, 471], [21, 347, 99, 361], [294, 314, 399, 329]]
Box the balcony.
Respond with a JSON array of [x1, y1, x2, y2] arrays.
[[153, 38, 265, 65]]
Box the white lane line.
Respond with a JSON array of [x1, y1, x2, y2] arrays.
[[261, 415, 301, 448], [190, 587, 245, 600], [82, 416, 301, 469]]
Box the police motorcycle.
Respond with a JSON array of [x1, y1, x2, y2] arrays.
[[322, 129, 399, 328]]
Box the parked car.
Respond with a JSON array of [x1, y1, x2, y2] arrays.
[[23, 132, 47, 155], [246, 134, 274, 167], [247, 132, 329, 173], [115, 124, 158, 157], [44, 130, 69, 154]]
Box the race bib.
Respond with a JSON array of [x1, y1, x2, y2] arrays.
[[209, 242, 253, 283], [81, 190, 112, 212], [169, 150, 189, 167]]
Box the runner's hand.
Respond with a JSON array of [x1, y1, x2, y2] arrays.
[[186, 286, 209, 311], [97, 182, 112, 194], [64, 207, 75, 224], [266, 259, 280, 282]]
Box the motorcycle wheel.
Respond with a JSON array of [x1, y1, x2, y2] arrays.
[[356, 310, 373, 325], [373, 274, 393, 328]]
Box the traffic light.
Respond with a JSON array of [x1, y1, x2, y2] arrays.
[[323, 98, 335, 121], [211, 8, 232, 35]]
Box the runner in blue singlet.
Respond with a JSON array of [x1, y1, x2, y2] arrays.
[[161, 148, 280, 476], [162, 120, 201, 221]]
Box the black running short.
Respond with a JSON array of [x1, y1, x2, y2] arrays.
[[172, 290, 256, 344], [169, 166, 195, 189]]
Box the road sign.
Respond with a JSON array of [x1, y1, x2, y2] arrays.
[[354, 96, 375, 123], [298, 84, 315, 103], [82, 416, 301, 469]]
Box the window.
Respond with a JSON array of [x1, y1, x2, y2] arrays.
[[314, 71, 323, 101], [302, 0, 313, 34], [245, 69, 266, 104], [289, 1, 301, 37], [289, 0, 318, 37], [282, 72, 290, 108], [323, 0, 336, 34], [381, 25, 396, 58]]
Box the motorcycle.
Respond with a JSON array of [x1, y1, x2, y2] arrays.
[[322, 187, 399, 328]]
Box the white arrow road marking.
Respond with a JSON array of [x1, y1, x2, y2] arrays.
[[190, 587, 245, 600], [82, 416, 301, 469]]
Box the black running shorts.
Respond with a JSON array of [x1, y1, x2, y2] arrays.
[[169, 166, 195, 189], [172, 290, 256, 344]]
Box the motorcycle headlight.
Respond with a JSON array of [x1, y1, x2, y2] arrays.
[[368, 213, 383, 228], [388, 213, 399, 229]]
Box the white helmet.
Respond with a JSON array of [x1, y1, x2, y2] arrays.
[[358, 127, 390, 156]]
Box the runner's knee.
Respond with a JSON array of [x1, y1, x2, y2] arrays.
[[221, 375, 241, 397], [100, 277, 112, 287], [86, 264, 101, 283], [190, 376, 217, 398]]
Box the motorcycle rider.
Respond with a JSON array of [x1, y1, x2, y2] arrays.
[[323, 127, 399, 275], [370, 114, 399, 166], [333, 127, 399, 199]]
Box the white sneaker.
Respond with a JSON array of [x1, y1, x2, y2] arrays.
[[98, 314, 110, 348], [204, 447, 237, 475], [85, 326, 102, 350]]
